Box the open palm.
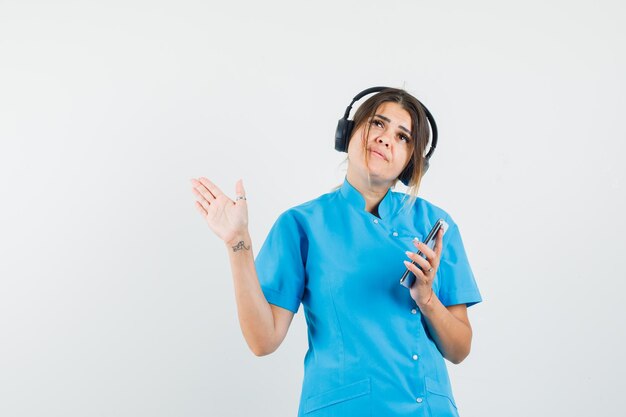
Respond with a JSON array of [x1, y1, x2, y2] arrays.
[[191, 177, 248, 244]]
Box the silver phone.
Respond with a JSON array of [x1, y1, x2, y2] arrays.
[[399, 219, 449, 289]]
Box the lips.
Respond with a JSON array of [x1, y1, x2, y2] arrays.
[[370, 149, 388, 161]]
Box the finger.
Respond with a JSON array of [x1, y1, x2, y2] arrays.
[[235, 179, 246, 203], [405, 250, 432, 272], [413, 238, 436, 262], [191, 178, 217, 201], [198, 177, 224, 199], [423, 229, 444, 271], [191, 178, 218, 202], [194, 200, 207, 216], [434, 228, 444, 261], [190, 178, 214, 201], [191, 187, 211, 209], [403, 260, 427, 282]]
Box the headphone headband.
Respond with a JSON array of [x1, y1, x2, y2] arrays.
[[342, 86, 391, 119]]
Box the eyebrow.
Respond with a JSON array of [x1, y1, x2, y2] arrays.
[[374, 114, 411, 135]]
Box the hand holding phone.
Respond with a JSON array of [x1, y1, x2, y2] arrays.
[[399, 219, 449, 289]]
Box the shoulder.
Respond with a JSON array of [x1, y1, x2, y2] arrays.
[[263, 188, 341, 239], [275, 187, 342, 224]]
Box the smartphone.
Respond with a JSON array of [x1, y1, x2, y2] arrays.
[[399, 219, 449, 289]]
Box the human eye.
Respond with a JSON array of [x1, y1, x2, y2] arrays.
[[399, 133, 410, 143], [370, 118, 384, 128]]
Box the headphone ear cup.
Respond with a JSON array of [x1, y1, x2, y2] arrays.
[[399, 157, 430, 186], [399, 159, 413, 186], [422, 158, 430, 175], [335, 119, 354, 152]]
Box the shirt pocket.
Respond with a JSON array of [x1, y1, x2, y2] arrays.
[[425, 376, 459, 417], [304, 378, 371, 416]]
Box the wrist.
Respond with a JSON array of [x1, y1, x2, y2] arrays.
[[225, 231, 251, 249], [417, 288, 434, 311]]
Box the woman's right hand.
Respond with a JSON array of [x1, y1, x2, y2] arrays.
[[191, 177, 249, 245]]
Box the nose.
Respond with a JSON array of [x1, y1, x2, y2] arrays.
[[376, 132, 391, 148]]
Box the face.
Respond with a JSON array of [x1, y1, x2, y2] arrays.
[[347, 101, 413, 186]]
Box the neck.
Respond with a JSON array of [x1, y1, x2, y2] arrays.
[[346, 171, 391, 216]]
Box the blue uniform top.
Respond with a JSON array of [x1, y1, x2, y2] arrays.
[[255, 177, 482, 417]]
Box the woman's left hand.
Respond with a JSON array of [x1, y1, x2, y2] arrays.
[[403, 228, 444, 309]]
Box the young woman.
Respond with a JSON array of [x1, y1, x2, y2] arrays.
[[191, 87, 482, 416]]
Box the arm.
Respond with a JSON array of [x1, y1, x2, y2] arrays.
[[418, 298, 472, 364], [191, 177, 294, 357], [225, 231, 295, 356], [404, 229, 474, 364]]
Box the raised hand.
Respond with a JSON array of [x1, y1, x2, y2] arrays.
[[191, 177, 249, 245]]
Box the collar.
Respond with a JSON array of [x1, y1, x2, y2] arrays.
[[339, 176, 398, 219]]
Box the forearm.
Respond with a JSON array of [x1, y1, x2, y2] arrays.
[[225, 231, 276, 356], [418, 293, 472, 364]]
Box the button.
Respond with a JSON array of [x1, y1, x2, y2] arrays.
[[411, 308, 417, 314], [373, 219, 379, 224], [392, 231, 398, 237], [412, 354, 419, 360], [416, 397, 423, 403]]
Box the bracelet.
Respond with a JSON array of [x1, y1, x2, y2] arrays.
[[424, 288, 433, 305]]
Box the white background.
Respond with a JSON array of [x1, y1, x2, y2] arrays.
[[1, 0, 625, 416]]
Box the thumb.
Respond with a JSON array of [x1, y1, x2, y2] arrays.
[[235, 179, 245, 199]]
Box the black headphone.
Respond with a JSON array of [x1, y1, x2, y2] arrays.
[[334, 86, 438, 186]]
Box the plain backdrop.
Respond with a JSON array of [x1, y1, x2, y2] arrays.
[[1, 0, 625, 416]]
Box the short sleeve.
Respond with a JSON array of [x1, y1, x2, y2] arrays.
[[254, 211, 308, 314], [436, 216, 483, 308]]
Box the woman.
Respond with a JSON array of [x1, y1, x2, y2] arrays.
[[191, 87, 482, 416]]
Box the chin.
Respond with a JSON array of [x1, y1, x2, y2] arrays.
[[366, 171, 396, 184], [350, 163, 395, 184]]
